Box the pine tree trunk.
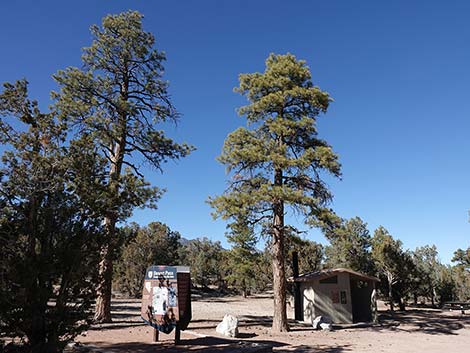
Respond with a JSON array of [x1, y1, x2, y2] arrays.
[[94, 134, 125, 322], [29, 250, 56, 352], [271, 168, 288, 332], [94, 240, 114, 322], [30, 305, 47, 353], [27, 191, 49, 351], [398, 296, 405, 311], [94, 72, 129, 323], [387, 272, 394, 312], [431, 286, 436, 307]]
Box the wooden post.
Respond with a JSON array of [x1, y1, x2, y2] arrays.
[[292, 252, 302, 321], [175, 325, 181, 345], [153, 327, 159, 342]]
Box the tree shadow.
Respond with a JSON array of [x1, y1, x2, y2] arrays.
[[190, 315, 315, 332], [86, 336, 352, 353], [195, 297, 244, 303], [191, 291, 274, 302], [86, 298, 144, 331], [107, 312, 141, 319], [86, 321, 146, 331], [278, 345, 352, 353], [237, 332, 258, 339], [288, 309, 470, 337], [189, 319, 221, 324], [187, 315, 275, 330], [109, 304, 141, 311], [373, 309, 470, 335], [239, 315, 274, 327], [87, 336, 283, 352]]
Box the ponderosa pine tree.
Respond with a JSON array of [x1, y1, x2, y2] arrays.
[[53, 11, 193, 322], [325, 217, 374, 274], [209, 53, 341, 332], [285, 231, 324, 276], [224, 217, 258, 297]]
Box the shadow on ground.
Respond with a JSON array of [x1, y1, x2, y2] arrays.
[[86, 336, 352, 353], [373, 309, 470, 335], [86, 321, 146, 331], [188, 315, 302, 330], [99, 298, 470, 336], [83, 297, 470, 353]]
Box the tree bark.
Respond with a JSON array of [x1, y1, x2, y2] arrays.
[[94, 142, 125, 322], [94, 78, 128, 323], [27, 185, 47, 350], [94, 169, 121, 322], [271, 168, 289, 332], [387, 272, 394, 312], [397, 296, 405, 311], [371, 288, 378, 324], [94, 241, 114, 322], [94, 183, 120, 322]]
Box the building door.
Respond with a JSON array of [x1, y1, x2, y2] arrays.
[[350, 279, 372, 323]]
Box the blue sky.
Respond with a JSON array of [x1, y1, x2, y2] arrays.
[[1, 1, 470, 263]]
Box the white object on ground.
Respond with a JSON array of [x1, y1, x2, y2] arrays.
[[319, 322, 332, 331], [216, 314, 239, 338], [312, 316, 333, 330]]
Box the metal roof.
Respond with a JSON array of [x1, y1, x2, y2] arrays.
[[288, 268, 380, 283]]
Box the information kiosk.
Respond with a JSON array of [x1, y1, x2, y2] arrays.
[[141, 265, 191, 344]]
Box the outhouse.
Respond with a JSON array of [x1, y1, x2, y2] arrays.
[[289, 268, 379, 324]]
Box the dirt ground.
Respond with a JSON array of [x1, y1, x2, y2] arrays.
[[76, 293, 470, 352]]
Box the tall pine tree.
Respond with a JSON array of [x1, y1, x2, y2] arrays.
[[210, 53, 341, 332], [53, 11, 193, 322]]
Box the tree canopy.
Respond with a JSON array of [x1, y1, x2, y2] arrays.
[[210, 53, 341, 331], [371, 226, 417, 311], [453, 247, 470, 269], [223, 217, 259, 297], [0, 80, 104, 352], [53, 10, 193, 322], [325, 217, 374, 274], [114, 222, 181, 297]]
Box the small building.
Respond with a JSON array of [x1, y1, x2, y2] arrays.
[[288, 268, 379, 324]]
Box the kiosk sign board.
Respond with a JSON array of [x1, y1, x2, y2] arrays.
[[141, 265, 179, 333]]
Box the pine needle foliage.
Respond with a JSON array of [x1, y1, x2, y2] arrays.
[[210, 53, 341, 331], [52, 11, 193, 322], [0, 80, 104, 352], [224, 217, 258, 297]]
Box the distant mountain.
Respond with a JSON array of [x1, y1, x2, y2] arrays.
[[179, 237, 191, 246]]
